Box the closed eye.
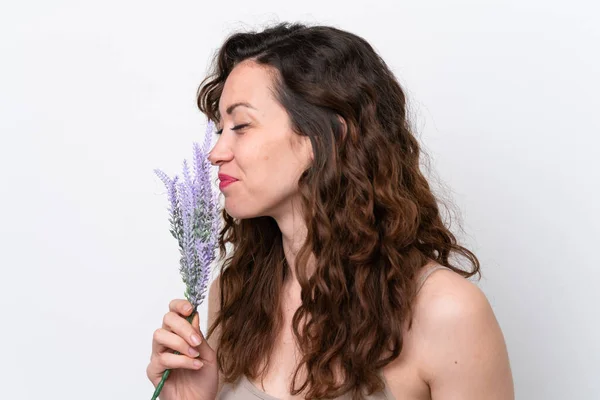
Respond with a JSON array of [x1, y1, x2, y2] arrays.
[[232, 123, 250, 132], [215, 123, 250, 135]]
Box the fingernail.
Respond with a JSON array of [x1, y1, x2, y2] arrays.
[[191, 334, 201, 346], [193, 360, 203, 368], [184, 305, 193, 313], [188, 347, 200, 357]]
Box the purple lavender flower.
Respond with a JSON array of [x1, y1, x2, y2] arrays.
[[153, 120, 220, 309], [151, 121, 220, 400]]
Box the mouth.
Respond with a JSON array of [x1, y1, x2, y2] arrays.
[[219, 179, 237, 190], [218, 174, 238, 190]]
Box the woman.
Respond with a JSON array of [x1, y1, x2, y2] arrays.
[[147, 22, 514, 400]]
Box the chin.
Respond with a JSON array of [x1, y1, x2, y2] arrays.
[[224, 196, 280, 220], [225, 207, 274, 221], [224, 208, 245, 220], [224, 204, 260, 220]]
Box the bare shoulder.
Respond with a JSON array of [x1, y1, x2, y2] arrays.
[[414, 267, 489, 325], [410, 267, 514, 399]]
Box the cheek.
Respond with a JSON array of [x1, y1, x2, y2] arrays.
[[241, 141, 301, 192], [237, 147, 272, 192]]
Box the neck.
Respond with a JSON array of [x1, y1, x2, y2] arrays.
[[271, 202, 314, 291]]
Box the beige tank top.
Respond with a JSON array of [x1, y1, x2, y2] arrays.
[[218, 264, 452, 400]]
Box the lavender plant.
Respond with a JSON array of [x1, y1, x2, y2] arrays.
[[151, 121, 220, 400]]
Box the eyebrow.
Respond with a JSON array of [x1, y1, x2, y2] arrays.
[[222, 101, 256, 115]]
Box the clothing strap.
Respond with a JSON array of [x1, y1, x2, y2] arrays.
[[416, 265, 452, 293]]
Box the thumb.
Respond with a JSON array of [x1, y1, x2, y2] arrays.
[[191, 311, 216, 363]]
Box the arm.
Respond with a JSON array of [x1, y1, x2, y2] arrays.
[[414, 270, 514, 399]]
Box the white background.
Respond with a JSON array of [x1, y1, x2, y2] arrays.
[[1, 1, 598, 399]]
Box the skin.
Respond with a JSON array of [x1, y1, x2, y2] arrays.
[[147, 59, 515, 399], [208, 59, 314, 279]]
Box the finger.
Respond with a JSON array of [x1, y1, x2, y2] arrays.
[[190, 312, 216, 363], [151, 327, 201, 359], [160, 351, 204, 370], [169, 299, 194, 317], [162, 311, 204, 348], [147, 351, 204, 381]]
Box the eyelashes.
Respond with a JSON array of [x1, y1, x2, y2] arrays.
[[215, 123, 250, 135]]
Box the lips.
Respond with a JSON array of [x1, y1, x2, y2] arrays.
[[218, 173, 238, 182], [218, 173, 238, 190]]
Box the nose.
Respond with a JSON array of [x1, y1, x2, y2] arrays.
[[207, 135, 233, 166]]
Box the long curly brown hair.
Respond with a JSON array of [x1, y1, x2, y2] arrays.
[[197, 22, 480, 399]]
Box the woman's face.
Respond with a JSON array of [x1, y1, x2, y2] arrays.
[[208, 60, 313, 220]]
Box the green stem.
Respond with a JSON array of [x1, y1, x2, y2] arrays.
[[151, 311, 197, 400]]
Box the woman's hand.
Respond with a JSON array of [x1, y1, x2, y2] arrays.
[[147, 299, 219, 400]]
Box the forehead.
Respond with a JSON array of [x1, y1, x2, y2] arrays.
[[219, 61, 276, 115]]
